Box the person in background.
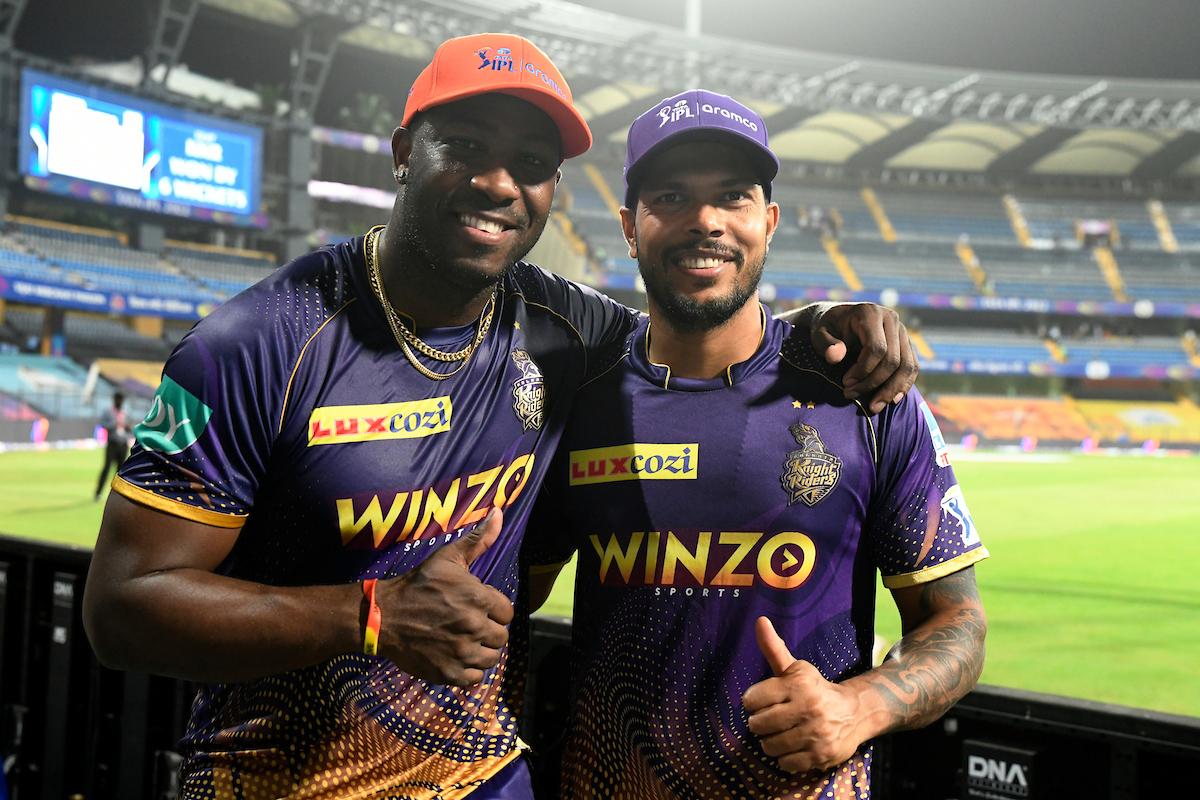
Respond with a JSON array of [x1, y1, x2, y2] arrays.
[[94, 391, 130, 500]]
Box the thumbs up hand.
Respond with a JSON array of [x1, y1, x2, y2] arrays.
[[377, 508, 515, 686], [742, 616, 866, 774]]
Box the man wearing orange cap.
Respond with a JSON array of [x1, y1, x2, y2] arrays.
[[83, 34, 915, 799]]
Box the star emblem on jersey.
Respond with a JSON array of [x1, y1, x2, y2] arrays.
[[510, 348, 545, 431], [780, 421, 842, 506]]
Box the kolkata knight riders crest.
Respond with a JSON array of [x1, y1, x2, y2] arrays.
[[780, 421, 842, 506], [510, 349, 545, 431]]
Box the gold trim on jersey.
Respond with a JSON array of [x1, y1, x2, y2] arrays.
[[111, 476, 247, 529], [507, 289, 591, 379], [882, 547, 990, 589], [278, 299, 357, 435]]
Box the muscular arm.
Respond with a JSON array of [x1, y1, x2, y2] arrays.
[[744, 567, 986, 773], [84, 494, 513, 686], [849, 566, 987, 735], [84, 494, 363, 683]]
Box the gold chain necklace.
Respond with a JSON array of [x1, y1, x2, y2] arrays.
[[365, 226, 497, 381]]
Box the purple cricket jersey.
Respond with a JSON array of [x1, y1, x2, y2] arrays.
[[528, 309, 988, 799], [114, 230, 637, 799]]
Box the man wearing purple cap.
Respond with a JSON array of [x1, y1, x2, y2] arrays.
[[528, 89, 988, 799]]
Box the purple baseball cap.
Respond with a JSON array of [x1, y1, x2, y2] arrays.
[[623, 89, 780, 208]]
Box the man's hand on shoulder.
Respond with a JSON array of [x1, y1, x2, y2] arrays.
[[784, 302, 918, 414]]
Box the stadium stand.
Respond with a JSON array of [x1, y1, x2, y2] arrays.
[[928, 394, 1200, 445], [1074, 397, 1200, 444], [1061, 335, 1190, 368], [930, 394, 1095, 442], [7, 216, 203, 299], [165, 240, 276, 298], [92, 358, 164, 399], [0, 353, 110, 420], [839, 239, 975, 295], [874, 190, 1014, 243]]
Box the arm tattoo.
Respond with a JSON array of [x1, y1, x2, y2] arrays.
[[870, 568, 987, 732]]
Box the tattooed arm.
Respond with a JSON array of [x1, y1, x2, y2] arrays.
[[743, 567, 986, 773], [867, 566, 987, 729]]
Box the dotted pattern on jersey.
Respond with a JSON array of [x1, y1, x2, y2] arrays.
[[120, 248, 353, 516], [178, 569, 528, 799], [869, 430, 976, 579], [779, 326, 851, 390], [562, 596, 872, 799], [118, 242, 634, 798]]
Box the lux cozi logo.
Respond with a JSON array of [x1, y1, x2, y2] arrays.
[[569, 443, 697, 486], [308, 397, 451, 446], [589, 529, 816, 597], [335, 453, 535, 549]]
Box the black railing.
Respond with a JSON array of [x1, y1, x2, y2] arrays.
[[2, 534, 1198, 799]]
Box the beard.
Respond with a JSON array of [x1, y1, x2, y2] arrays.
[[396, 185, 544, 296], [639, 241, 766, 333]]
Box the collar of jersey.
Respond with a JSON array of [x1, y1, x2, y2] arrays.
[[629, 304, 785, 391]]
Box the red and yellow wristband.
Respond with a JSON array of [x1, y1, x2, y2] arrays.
[[361, 578, 382, 656]]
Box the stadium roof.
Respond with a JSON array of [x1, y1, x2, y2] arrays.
[[14, 0, 1200, 183], [229, 0, 1200, 180]]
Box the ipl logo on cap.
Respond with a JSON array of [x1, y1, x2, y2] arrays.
[[477, 47, 516, 72], [658, 98, 696, 127]]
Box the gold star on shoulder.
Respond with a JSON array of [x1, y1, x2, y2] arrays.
[[792, 400, 816, 409], [514, 321, 521, 331]]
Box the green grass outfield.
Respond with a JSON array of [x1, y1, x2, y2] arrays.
[[3, 447, 1198, 717]]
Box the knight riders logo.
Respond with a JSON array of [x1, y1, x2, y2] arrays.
[[780, 421, 842, 506], [510, 349, 545, 431]]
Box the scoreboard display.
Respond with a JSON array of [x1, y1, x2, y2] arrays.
[[18, 68, 265, 228]]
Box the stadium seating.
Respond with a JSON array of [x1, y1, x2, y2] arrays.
[[2, 217, 281, 303], [875, 190, 1013, 243], [839, 239, 975, 295], [928, 394, 1200, 445], [0, 390, 40, 421], [0, 353, 112, 420], [4, 216, 209, 300], [166, 241, 276, 298], [930, 395, 1094, 441], [92, 358, 165, 398], [1019, 197, 1158, 249], [1073, 398, 1200, 444], [62, 314, 173, 362], [1060, 336, 1189, 368], [1115, 250, 1200, 302], [1165, 203, 1200, 249], [921, 327, 1051, 364]]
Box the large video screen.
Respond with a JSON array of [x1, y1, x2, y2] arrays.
[[18, 68, 265, 227]]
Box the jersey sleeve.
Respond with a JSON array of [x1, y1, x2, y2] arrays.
[[112, 304, 286, 528], [509, 263, 641, 381], [867, 388, 989, 589]]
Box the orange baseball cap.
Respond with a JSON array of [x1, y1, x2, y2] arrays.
[[402, 33, 593, 159]]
